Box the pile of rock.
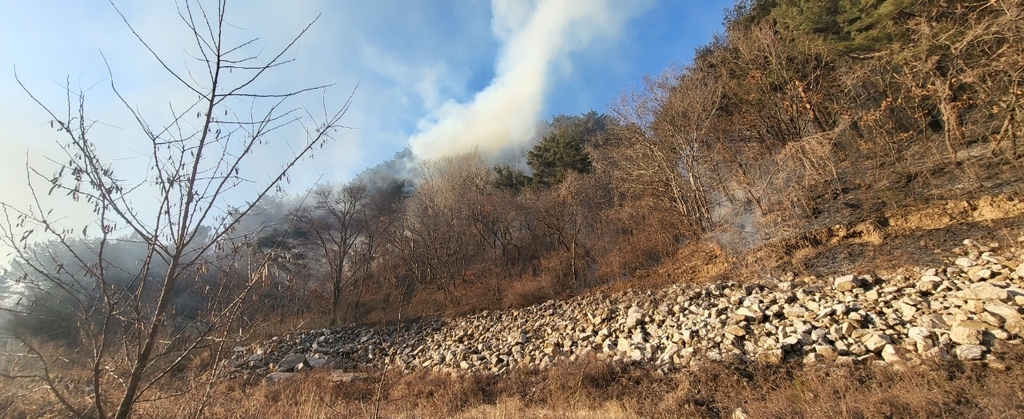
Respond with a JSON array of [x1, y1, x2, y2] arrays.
[[229, 237, 1024, 383]]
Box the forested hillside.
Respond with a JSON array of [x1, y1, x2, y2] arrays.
[[2, 0, 1023, 417], [230, 0, 1024, 326]]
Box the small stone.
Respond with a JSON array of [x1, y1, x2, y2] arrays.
[[955, 257, 976, 268], [544, 344, 562, 356], [759, 349, 784, 364], [985, 302, 1021, 321], [263, 372, 299, 386], [803, 352, 825, 365], [626, 306, 645, 328], [950, 322, 987, 345], [276, 354, 307, 372], [898, 302, 918, 319], [736, 307, 763, 322], [969, 266, 994, 280], [907, 326, 931, 340], [954, 345, 986, 361], [1004, 318, 1024, 336], [834, 275, 859, 292], [725, 325, 747, 337], [881, 344, 906, 363], [979, 312, 1004, 328], [784, 306, 809, 319], [862, 332, 892, 352], [987, 359, 1009, 370], [917, 314, 949, 330], [964, 299, 986, 314], [838, 322, 857, 337], [814, 344, 838, 359], [834, 340, 850, 355], [917, 277, 941, 293], [327, 371, 369, 383], [958, 283, 1009, 301], [617, 337, 631, 353], [922, 346, 950, 361], [835, 356, 856, 366], [990, 329, 1011, 340]]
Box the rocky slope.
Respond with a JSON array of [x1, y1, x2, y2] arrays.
[[229, 237, 1024, 383]]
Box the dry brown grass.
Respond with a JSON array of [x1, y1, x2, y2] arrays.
[[5, 198, 1024, 418], [7, 345, 1024, 418]]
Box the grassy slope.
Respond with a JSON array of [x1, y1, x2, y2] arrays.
[[5, 77, 1024, 419], [5, 185, 1024, 418]]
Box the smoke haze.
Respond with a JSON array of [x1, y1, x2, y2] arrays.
[[408, 0, 651, 159]]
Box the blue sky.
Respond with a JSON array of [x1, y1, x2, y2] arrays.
[[0, 0, 731, 243]]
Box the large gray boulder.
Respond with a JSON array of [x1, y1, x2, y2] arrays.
[[276, 354, 308, 372]]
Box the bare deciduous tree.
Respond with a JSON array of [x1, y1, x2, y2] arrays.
[[0, 1, 351, 417], [292, 182, 369, 325], [609, 66, 722, 234]]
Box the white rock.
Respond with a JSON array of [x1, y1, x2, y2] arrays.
[[861, 332, 892, 353], [978, 312, 1004, 328], [625, 306, 644, 328], [907, 326, 930, 340], [969, 268, 994, 281], [917, 277, 941, 293], [881, 344, 906, 363], [949, 321, 987, 345], [984, 301, 1021, 321], [838, 322, 857, 337], [954, 345, 986, 361], [955, 257, 976, 268], [236, 236, 1024, 379], [957, 283, 1009, 301], [898, 302, 918, 319], [990, 329, 1011, 340], [810, 328, 827, 342], [617, 337, 631, 353], [814, 344, 838, 359], [736, 307, 763, 322]]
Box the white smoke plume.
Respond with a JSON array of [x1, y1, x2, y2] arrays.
[[408, 0, 651, 159]]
